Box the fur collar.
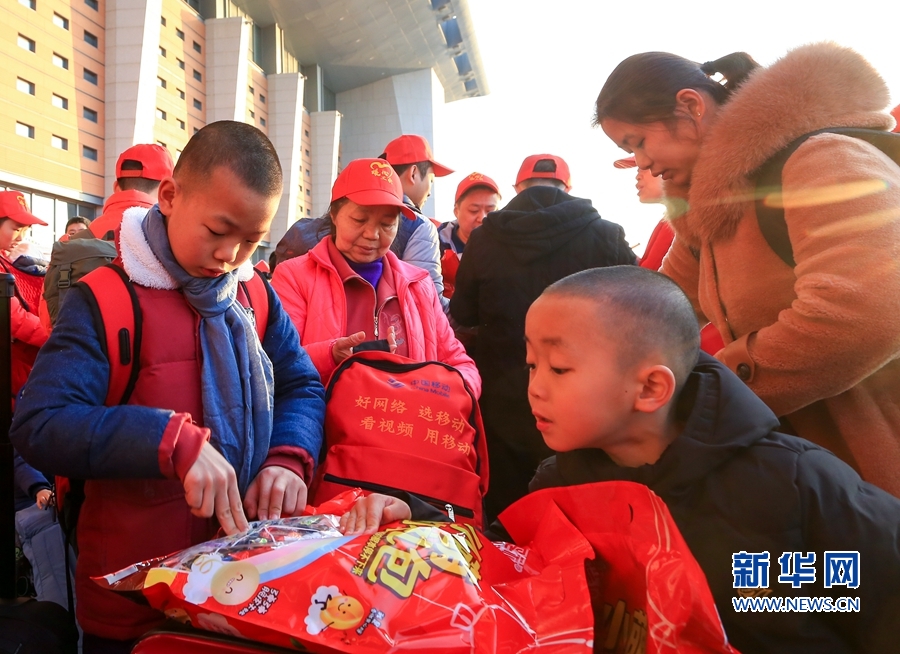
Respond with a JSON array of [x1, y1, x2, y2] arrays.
[[119, 206, 254, 289], [677, 42, 894, 242]]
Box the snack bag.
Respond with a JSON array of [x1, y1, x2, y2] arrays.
[[499, 481, 740, 654], [97, 507, 594, 653]]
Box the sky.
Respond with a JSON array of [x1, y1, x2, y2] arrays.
[[430, 0, 900, 255]]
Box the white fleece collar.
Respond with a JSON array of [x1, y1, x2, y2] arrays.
[[119, 206, 254, 289]]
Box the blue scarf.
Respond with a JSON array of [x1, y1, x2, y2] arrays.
[[142, 207, 274, 495]]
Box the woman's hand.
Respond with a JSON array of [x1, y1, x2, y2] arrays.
[[332, 331, 366, 364], [339, 493, 411, 535], [386, 326, 398, 353]]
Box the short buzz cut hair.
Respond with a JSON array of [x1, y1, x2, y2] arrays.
[[543, 266, 700, 392], [174, 120, 283, 197]]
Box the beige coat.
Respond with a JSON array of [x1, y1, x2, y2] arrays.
[[662, 42, 900, 496]]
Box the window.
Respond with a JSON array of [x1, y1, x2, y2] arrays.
[[157, 76, 167, 88], [18, 35, 35, 52], [175, 149, 182, 159], [306, 189, 311, 196], [159, 46, 166, 57], [175, 28, 184, 40], [304, 130, 309, 137], [83, 69, 98, 85], [52, 13, 69, 29], [307, 209, 311, 216], [177, 58, 184, 70], [157, 140, 166, 148], [52, 94, 68, 110], [249, 86, 254, 95], [193, 41, 201, 53], [193, 99, 202, 110], [160, 16, 166, 26], [192, 70, 202, 82], [16, 122, 35, 139], [260, 117, 266, 127], [177, 118, 185, 130], [193, 127, 199, 134], [260, 94, 266, 104], [85, 0, 98, 9], [249, 110, 255, 119], [83, 107, 97, 122], [53, 53, 69, 69], [84, 31, 98, 48], [51, 135, 68, 150], [16, 78, 35, 95], [305, 169, 310, 177], [305, 149, 310, 157], [156, 108, 166, 121], [82, 145, 98, 161], [19, 0, 36, 9], [177, 88, 185, 99]]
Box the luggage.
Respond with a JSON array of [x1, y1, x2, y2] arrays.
[[132, 621, 304, 653], [311, 350, 489, 528]]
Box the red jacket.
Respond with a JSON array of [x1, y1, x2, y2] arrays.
[[638, 219, 675, 272], [89, 189, 156, 239], [272, 238, 481, 395], [0, 256, 48, 396]]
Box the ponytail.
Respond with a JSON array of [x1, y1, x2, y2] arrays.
[[699, 53, 759, 93], [594, 51, 761, 127]]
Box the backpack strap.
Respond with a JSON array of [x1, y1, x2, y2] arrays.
[[77, 264, 142, 406], [754, 127, 900, 268], [238, 269, 270, 342]]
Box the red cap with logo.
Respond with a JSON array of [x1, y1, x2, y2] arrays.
[[331, 159, 417, 220], [382, 135, 454, 177], [115, 144, 175, 181], [613, 156, 637, 169], [515, 154, 572, 188], [455, 172, 500, 204], [0, 191, 48, 226]]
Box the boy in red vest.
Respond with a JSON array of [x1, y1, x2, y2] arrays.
[[11, 121, 326, 653]]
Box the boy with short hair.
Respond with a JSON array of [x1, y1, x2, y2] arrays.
[[11, 121, 326, 652], [343, 266, 900, 653]]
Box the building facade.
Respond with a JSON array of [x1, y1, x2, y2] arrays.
[[1, 0, 487, 258]]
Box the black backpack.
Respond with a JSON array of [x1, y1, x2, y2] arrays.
[[754, 127, 900, 267], [43, 229, 117, 326]]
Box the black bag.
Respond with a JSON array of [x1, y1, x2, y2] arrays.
[[754, 127, 900, 267], [0, 599, 79, 654], [43, 228, 117, 326]]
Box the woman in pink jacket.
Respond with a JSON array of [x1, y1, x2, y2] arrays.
[[0, 191, 49, 398], [272, 159, 480, 395]]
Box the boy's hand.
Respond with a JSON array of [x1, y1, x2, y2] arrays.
[[183, 442, 249, 535], [339, 493, 411, 535], [244, 466, 307, 521], [35, 488, 52, 510]]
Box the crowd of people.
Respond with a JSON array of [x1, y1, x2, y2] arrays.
[[3, 40, 900, 653]]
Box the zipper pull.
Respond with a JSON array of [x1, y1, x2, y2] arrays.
[[374, 314, 379, 338], [445, 503, 455, 522]]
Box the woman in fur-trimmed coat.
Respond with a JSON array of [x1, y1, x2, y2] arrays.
[[596, 42, 900, 497]]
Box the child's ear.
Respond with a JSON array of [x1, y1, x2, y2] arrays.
[[156, 177, 177, 215], [633, 365, 677, 414]]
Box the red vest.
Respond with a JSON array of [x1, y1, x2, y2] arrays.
[[76, 284, 218, 640]]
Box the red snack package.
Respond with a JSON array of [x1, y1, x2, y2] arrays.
[[97, 509, 594, 653], [499, 481, 740, 654]]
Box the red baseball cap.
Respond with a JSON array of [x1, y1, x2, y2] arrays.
[[331, 159, 416, 220], [613, 156, 637, 169], [515, 154, 572, 188], [115, 144, 174, 181], [382, 135, 454, 177], [455, 172, 500, 204], [0, 191, 48, 226]]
